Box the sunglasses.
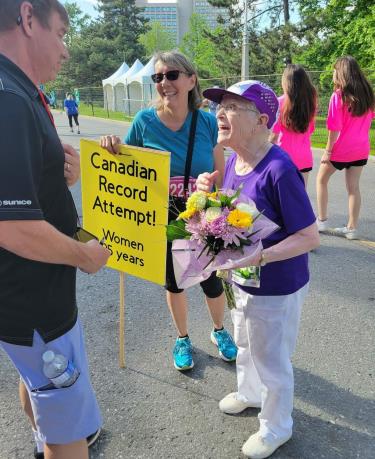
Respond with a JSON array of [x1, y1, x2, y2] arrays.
[[151, 70, 191, 84]]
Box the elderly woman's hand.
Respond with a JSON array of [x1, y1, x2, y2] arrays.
[[63, 143, 80, 187], [196, 170, 220, 192], [100, 135, 122, 155]]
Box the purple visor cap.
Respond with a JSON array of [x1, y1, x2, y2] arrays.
[[203, 80, 279, 129]]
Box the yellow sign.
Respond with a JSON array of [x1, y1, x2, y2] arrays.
[[80, 140, 170, 285]]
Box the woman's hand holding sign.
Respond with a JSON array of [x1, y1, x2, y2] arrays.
[[100, 135, 122, 155]]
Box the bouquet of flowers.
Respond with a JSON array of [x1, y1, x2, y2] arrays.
[[166, 188, 279, 308]]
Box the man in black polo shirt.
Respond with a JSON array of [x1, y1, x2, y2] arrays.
[[0, 1, 110, 458]]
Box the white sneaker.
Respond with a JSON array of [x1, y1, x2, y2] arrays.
[[242, 431, 292, 459], [317, 218, 329, 232], [334, 226, 359, 240], [70, 128, 74, 133], [219, 392, 260, 414]]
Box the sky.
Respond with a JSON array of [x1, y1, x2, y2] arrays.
[[64, 0, 99, 18], [66, 0, 177, 18], [65, 1, 297, 27]]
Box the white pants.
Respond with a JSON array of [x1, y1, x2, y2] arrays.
[[231, 283, 309, 440]]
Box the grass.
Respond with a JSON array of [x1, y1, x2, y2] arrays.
[[78, 103, 133, 122], [77, 106, 375, 154], [311, 116, 374, 154]]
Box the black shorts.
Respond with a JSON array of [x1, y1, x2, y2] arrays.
[[300, 167, 312, 173], [330, 159, 367, 170], [166, 196, 224, 297]]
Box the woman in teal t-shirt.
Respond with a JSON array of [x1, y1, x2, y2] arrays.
[[101, 51, 237, 371]]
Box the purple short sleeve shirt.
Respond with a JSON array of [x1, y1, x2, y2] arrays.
[[223, 145, 316, 296]]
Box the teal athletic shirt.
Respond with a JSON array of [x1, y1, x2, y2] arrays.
[[124, 107, 218, 177]]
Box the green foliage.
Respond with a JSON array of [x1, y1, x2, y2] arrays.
[[204, 0, 294, 76], [295, 1, 375, 71], [78, 103, 133, 121], [53, 0, 149, 88], [180, 14, 228, 78], [204, 1, 243, 76], [96, 0, 149, 62], [166, 220, 189, 242], [139, 22, 175, 57], [52, 0, 374, 104], [63, 1, 91, 47]]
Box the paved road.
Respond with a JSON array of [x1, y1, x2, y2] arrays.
[[1, 112, 374, 459]]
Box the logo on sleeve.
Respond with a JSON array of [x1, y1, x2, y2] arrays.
[[0, 200, 32, 206]]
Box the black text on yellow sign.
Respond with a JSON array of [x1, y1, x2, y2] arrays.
[[80, 140, 170, 285]]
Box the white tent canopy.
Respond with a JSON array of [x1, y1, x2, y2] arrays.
[[126, 57, 157, 114], [111, 59, 144, 112], [102, 61, 129, 86], [102, 58, 159, 114], [102, 62, 129, 111], [127, 56, 155, 85], [113, 59, 144, 86]]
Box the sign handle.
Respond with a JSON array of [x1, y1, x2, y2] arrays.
[[119, 272, 125, 368]]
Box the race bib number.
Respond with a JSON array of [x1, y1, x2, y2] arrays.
[[169, 176, 197, 198]]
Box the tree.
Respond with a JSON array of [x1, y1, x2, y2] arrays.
[[179, 14, 223, 79], [139, 22, 175, 57], [96, 0, 149, 65], [49, 2, 92, 90], [51, 0, 150, 89], [204, 0, 243, 76], [63, 1, 91, 47], [205, 0, 292, 77], [294, 0, 375, 72]]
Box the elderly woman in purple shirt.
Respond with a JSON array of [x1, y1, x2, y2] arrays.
[[196, 81, 319, 459]]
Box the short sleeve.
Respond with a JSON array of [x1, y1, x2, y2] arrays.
[[124, 110, 146, 147], [327, 91, 343, 131], [0, 92, 43, 221], [274, 169, 316, 234]]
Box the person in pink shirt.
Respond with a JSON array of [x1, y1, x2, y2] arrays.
[[270, 64, 317, 187], [316, 56, 375, 239]]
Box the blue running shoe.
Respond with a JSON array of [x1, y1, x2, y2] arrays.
[[211, 328, 237, 361], [173, 337, 194, 370]]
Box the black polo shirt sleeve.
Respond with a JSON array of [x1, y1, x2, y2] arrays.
[[0, 91, 43, 221]]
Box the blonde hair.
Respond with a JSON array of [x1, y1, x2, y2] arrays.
[[153, 51, 202, 111]]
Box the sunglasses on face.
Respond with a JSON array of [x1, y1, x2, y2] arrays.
[[151, 70, 191, 83]]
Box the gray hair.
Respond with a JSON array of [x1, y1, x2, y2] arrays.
[[153, 50, 202, 112]]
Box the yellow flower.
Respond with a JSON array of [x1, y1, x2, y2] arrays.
[[207, 192, 218, 199], [186, 192, 206, 211], [227, 209, 253, 228], [177, 208, 196, 220], [236, 202, 258, 218]]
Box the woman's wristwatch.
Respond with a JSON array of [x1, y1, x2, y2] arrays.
[[259, 251, 268, 267]]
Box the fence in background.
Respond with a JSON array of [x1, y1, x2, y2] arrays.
[[52, 69, 375, 149]]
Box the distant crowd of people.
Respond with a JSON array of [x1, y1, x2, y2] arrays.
[[0, 1, 374, 459]]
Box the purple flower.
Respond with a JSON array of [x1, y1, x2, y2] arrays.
[[221, 188, 237, 198]]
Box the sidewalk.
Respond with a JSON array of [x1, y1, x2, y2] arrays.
[[0, 112, 374, 458]]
